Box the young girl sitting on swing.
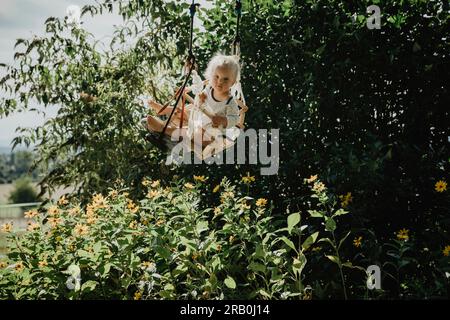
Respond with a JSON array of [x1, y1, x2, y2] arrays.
[[142, 53, 248, 156]]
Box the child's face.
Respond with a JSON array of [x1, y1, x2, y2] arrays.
[[211, 66, 236, 96]]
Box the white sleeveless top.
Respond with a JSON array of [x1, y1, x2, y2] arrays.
[[188, 85, 240, 139]]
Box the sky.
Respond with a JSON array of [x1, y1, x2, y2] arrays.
[[0, 0, 210, 150]]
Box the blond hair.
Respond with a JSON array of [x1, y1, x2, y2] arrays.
[[204, 54, 241, 83]]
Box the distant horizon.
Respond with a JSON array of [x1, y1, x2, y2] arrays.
[[0, 144, 33, 154]]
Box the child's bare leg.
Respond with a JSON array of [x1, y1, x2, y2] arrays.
[[149, 100, 172, 115], [146, 116, 177, 136], [146, 114, 188, 140]]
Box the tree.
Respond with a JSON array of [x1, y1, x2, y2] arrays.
[[8, 176, 41, 204], [0, 0, 448, 235]]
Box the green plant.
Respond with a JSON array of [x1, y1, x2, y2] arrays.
[[303, 175, 365, 299], [0, 177, 324, 299], [8, 176, 41, 204]]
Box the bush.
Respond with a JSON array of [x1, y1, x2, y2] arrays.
[[1, 176, 448, 299], [0, 176, 355, 299], [8, 177, 40, 204]]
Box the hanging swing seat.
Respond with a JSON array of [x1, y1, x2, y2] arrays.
[[143, 0, 247, 161]]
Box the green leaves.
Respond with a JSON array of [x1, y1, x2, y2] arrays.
[[81, 280, 98, 293], [14, 38, 28, 50], [280, 236, 297, 252], [292, 253, 307, 277], [196, 220, 209, 234], [332, 209, 348, 218], [302, 231, 319, 251], [325, 255, 340, 265], [324, 217, 336, 232], [287, 212, 300, 234], [224, 276, 236, 289], [308, 210, 323, 218]]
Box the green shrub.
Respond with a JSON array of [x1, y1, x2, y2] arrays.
[[8, 177, 40, 204], [0, 177, 325, 299]]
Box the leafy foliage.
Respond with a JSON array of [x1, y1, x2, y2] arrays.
[[7, 176, 41, 204], [0, 0, 449, 299], [0, 177, 326, 299]]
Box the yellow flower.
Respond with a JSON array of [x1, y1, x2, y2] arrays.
[[47, 217, 62, 228], [339, 192, 353, 208], [435, 180, 447, 193], [312, 182, 326, 193], [193, 175, 208, 183], [142, 178, 151, 187], [127, 200, 139, 214], [86, 215, 98, 225], [305, 174, 318, 183], [216, 244, 222, 251], [241, 203, 251, 210], [1, 222, 13, 233], [156, 219, 165, 226], [220, 191, 235, 203], [396, 228, 410, 241], [38, 260, 48, 268], [192, 252, 200, 260], [151, 180, 160, 188], [129, 221, 138, 229], [229, 235, 235, 243], [74, 223, 89, 236], [256, 198, 268, 207], [47, 205, 60, 216], [58, 195, 69, 206], [108, 189, 118, 199], [147, 190, 161, 199], [92, 193, 108, 208], [241, 172, 256, 184], [0, 261, 7, 268], [68, 206, 81, 216], [213, 185, 220, 193], [27, 222, 40, 232], [134, 291, 143, 300], [86, 204, 96, 216], [14, 261, 24, 272], [353, 236, 362, 248], [140, 261, 156, 272], [24, 210, 39, 219], [214, 207, 222, 216], [443, 245, 450, 257], [184, 182, 195, 189]]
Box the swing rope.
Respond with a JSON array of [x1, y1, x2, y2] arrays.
[[158, 0, 199, 138], [232, 0, 242, 56]]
